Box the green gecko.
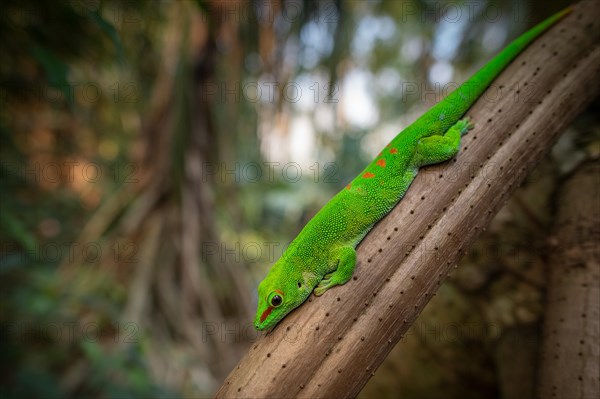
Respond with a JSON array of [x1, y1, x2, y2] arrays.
[[254, 8, 570, 331]]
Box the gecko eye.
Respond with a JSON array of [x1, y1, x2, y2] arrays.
[[268, 292, 283, 307]]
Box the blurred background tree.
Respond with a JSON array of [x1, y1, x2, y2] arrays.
[[1, 0, 596, 398]]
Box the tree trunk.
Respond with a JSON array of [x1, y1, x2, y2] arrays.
[[537, 160, 600, 399], [215, 2, 600, 398]]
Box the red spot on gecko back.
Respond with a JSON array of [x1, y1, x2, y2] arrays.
[[376, 159, 386, 167], [346, 184, 351, 190], [390, 148, 398, 154], [363, 172, 375, 178]]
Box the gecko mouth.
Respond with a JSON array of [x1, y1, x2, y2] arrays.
[[260, 306, 273, 323]]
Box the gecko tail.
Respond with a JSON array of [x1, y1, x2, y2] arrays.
[[449, 6, 572, 113], [409, 6, 572, 138]]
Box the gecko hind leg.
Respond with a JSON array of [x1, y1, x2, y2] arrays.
[[314, 246, 357, 296], [412, 118, 473, 167]]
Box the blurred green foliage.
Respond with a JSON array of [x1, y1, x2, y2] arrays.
[[0, 1, 173, 397]]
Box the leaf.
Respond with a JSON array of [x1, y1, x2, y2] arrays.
[[0, 210, 37, 254], [89, 11, 125, 65], [30, 46, 72, 105]]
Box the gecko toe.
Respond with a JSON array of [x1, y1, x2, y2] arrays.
[[314, 279, 333, 296], [457, 119, 474, 136]]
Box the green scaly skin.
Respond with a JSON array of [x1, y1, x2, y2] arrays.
[[254, 8, 570, 331]]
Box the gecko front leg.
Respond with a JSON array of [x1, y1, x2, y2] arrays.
[[411, 118, 473, 167], [314, 246, 357, 296]]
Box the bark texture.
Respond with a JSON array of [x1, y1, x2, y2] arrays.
[[537, 161, 600, 399], [216, 2, 600, 398]]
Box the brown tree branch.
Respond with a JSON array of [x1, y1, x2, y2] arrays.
[[537, 160, 600, 399], [215, 2, 600, 398]]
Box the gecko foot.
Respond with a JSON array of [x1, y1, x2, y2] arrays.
[[314, 278, 333, 296], [314, 272, 336, 295], [456, 118, 474, 136], [314, 246, 357, 296]]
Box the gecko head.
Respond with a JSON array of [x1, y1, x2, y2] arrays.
[[254, 265, 316, 331]]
